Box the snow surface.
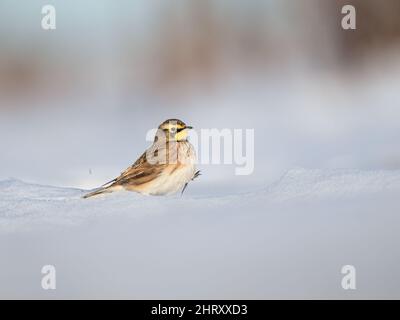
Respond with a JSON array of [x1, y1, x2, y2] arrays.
[[1, 168, 400, 299]]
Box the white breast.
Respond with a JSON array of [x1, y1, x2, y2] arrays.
[[143, 141, 196, 195]]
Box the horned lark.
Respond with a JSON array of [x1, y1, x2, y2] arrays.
[[83, 119, 200, 198]]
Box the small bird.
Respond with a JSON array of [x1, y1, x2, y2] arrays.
[[83, 119, 200, 198]]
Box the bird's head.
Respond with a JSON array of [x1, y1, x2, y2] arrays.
[[157, 119, 193, 142]]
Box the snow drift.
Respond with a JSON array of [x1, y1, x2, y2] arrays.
[[1, 168, 400, 299], [1, 168, 400, 232]]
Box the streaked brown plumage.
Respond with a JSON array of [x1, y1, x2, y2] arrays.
[[83, 119, 200, 198]]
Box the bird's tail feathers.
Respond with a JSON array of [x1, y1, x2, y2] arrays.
[[83, 185, 117, 199]]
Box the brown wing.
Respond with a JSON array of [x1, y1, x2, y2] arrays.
[[112, 152, 166, 186], [107, 141, 178, 187]]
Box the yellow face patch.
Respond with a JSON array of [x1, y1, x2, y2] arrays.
[[175, 128, 188, 141]]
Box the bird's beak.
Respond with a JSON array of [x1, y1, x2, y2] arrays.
[[186, 126, 193, 130]]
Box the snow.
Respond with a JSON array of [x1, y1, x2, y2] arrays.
[[2, 168, 399, 232], [1, 70, 400, 298], [266, 168, 400, 200], [1, 168, 400, 299]]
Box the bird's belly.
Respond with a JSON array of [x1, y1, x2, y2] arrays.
[[139, 163, 195, 195]]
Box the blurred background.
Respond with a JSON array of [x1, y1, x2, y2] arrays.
[[1, 0, 400, 194]]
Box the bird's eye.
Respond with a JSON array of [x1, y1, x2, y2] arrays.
[[170, 127, 177, 133]]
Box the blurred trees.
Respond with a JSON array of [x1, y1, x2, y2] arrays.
[[1, 0, 400, 104]]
